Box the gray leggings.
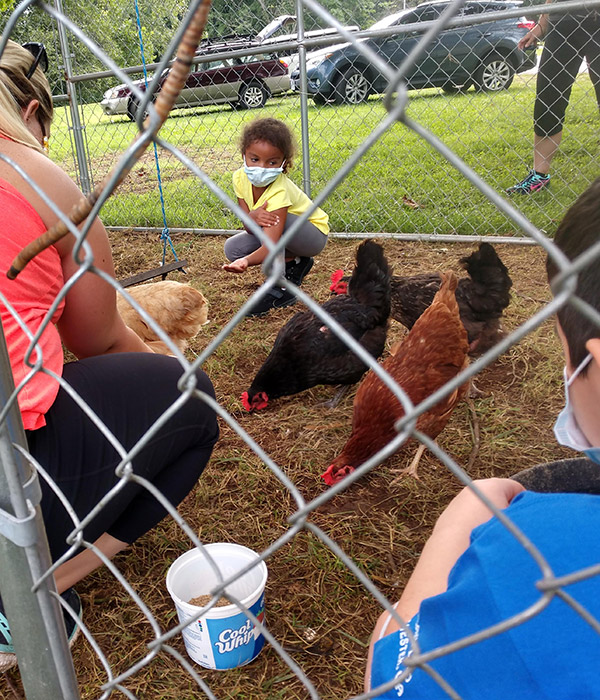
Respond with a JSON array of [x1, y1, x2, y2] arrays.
[[224, 213, 328, 261]]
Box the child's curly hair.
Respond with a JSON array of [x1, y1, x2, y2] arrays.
[[240, 118, 296, 173]]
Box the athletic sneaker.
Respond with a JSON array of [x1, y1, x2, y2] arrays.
[[246, 286, 297, 317], [285, 256, 314, 286], [0, 588, 82, 671], [506, 170, 550, 195]]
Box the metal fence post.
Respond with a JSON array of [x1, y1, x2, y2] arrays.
[[54, 0, 93, 197], [296, 0, 312, 198], [0, 324, 80, 699]]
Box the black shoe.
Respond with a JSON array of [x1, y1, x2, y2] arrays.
[[61, 588, 82, 643], [246, 286, 297, 317], [285, 257, 314, 286], [0, 588, 81, 671]]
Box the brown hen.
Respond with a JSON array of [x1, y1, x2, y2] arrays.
[[117, 280, 208, 355], [321, 271, 469, 486]]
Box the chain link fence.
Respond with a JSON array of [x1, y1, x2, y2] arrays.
[[4, 0, 600, 237], [1, 0, 600, 698]]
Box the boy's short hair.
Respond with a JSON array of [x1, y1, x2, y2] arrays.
[[546, 177, 600, 368]]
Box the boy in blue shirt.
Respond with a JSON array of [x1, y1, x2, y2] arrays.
[[366, 179, 600, 699]]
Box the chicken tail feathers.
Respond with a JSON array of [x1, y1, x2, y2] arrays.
[[347, 240, 392, 321], [433, 270, 459, 311]]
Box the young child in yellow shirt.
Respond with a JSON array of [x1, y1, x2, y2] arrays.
[[222, 117, 329, 316]]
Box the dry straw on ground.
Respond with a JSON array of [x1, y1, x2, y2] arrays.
[[1, 234, 571, 700]]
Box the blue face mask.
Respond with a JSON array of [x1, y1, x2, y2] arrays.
[[553, 353, 600, 465], [243, 158, 284, 187]]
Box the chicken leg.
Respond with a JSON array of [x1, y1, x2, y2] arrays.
[[390, 443, 427, 484], [319, 384, 352, 409]]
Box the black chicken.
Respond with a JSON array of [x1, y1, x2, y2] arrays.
[[330, 242, 512, 355], [241, 240, 391, 411]]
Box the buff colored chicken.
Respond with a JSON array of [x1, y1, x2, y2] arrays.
[[117, 280, 208, 355], [321, 271, 470, 486]]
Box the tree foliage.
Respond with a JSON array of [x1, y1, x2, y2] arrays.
[[0, 0, 554, 103]]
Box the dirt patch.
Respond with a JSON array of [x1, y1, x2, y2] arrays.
[[1, 235, 572, 700]]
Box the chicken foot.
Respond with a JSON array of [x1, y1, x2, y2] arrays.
[[465, 397, 481, 471], [390, 443, 427, 484], [318, 384, 351, 409], [468, 378, 485, 399]]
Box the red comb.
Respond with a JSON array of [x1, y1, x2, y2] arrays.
[[241, 391, 251, 412], [329, 269, 347, 294]]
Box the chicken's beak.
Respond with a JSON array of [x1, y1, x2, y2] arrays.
[[320, 464, 354, 486]]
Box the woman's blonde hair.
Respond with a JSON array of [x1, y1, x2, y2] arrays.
[[0, 40, 53, 152]]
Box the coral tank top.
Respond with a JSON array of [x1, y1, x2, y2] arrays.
[[0, 176, 65, 429]]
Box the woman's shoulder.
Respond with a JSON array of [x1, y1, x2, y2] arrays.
[[0, 144, 88, 231]]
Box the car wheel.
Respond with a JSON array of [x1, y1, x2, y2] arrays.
[[126, 96, 139, 121], [312, 93, 330, 106], [334, 70, 370, 105], [126, 96, 152, 122], [473, 54, 514, 93], [441, 82, 472, 95], [238, 82, 267, 109]]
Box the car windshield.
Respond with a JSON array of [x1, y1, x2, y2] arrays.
[[369, 9, 413, 30]]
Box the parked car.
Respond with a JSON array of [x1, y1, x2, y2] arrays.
[[256, 14, 360, 74], [101, 39, 290, 119], [290, 0, 537, 105]]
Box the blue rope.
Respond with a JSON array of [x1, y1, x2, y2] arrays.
[[161, 227, 180, 265], [133, 0, 182, 268]]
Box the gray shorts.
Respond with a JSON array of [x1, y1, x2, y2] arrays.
[[224, 213, 328, 261]]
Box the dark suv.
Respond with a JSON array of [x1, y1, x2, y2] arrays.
[[290, 0, 536, 104], [101, 37, 290, 119]]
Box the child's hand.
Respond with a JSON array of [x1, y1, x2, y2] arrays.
[[250, 201, 280, 228], [222, 257, 249, 273]]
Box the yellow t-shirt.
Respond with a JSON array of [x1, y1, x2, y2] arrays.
[[232, 167, 329, 235]]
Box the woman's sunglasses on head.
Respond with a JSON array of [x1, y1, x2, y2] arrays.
[[23, 42, 48, 80]]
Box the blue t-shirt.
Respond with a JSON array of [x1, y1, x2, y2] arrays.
[[370, 491, 600, 699]]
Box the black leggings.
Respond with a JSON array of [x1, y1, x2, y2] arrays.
[[535, 13, 600, 137], [26, 353, 219, 560]]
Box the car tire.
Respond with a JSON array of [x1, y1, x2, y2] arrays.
[[126, 95, 152, 122], [312, 93, 330, 106], [333, 69, 370, 105], [473, 54, 514, 93], [441, 82, 472, 95], [126, 96, 139, 121], [238, 82, 267, 109]]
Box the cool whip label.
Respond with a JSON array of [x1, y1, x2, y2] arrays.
[[215, 619, 254, 653], [178, 592, 266, 670]]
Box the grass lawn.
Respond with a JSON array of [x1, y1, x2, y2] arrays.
[[49, 71, 599, 235]]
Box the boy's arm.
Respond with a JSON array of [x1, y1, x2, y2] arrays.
[[364, 478, 525, 689]]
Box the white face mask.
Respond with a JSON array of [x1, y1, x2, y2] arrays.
[[243, 157, 284, 187], [553, 353, 600, 464]]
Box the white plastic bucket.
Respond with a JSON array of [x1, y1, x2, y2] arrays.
[[166, 543, 268, 670]]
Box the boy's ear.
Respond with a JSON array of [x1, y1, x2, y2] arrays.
[[586, 337, 600, 365]]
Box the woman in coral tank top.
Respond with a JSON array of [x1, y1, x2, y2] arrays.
[[0, 40, 218, 669]]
